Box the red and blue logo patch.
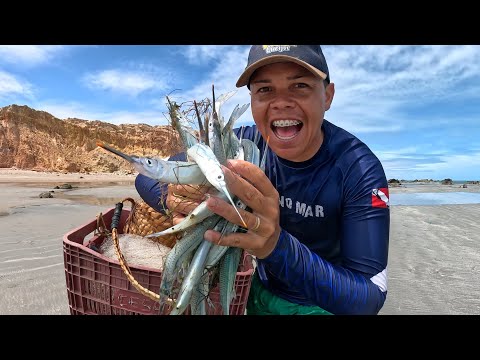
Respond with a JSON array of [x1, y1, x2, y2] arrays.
[[372, 188, 389, 208]]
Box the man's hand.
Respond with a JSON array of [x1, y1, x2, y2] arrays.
[[203, 159, 281, 259]]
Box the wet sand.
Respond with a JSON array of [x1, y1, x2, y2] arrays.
[[0, 170, 140, 315], [379, 203, 480, 315], [1, 170, 480, 315]]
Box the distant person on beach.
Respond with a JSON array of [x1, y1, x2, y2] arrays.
[[135, 45, 390, 315]]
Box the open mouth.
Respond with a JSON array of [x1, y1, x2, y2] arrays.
[[271, 120, 303, 140]]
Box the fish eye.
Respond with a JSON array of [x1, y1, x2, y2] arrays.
[[146, 158, 153, 166]]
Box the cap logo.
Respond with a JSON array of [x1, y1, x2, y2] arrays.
[[262, 45, 297, 54]]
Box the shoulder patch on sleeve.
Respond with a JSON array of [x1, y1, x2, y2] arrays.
[[372, 188, 389, 208]]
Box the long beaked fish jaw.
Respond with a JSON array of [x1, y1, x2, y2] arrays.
[[97, 140, 154, 177], [96, 140, 156, 180], [96, 140, 136, 163], [218, 181, 248, 228]]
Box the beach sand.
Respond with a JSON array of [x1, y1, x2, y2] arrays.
[[1, 169, 479, 315], [0, 169, 140, 315], [380, 203, 480, 315]]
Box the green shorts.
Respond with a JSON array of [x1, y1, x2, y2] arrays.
[[246, 273, 333, 315]]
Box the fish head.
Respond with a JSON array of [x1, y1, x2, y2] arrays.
[[131, 157, 165, 178], [97, 141, 164, 179]]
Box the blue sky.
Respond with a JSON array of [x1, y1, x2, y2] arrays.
[[1, 45, 479, 181]]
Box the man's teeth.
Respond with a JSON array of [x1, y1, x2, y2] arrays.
[[272, 120, 301, 127]]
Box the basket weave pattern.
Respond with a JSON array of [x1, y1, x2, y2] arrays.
[[122, 198, 178, 248]]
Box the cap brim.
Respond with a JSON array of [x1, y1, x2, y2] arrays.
[[236, 55, 328, 88]]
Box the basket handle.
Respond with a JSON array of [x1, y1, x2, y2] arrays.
[[110, 198, 173, 306], [111, 202, 124, 231], [120, 197, 140, 235], [111, 228, 167, 303]]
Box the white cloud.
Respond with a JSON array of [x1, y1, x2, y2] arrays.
[[181, 45, 233, 65], [415, 152, 480, 172], [325, 45, 480, 91], [100, 110, 169, 126], [82, 69, 169, 97], [36, 101, 169, 126], [382, 150, 480, 180], [0, 45, 68, 67], [0, 71, 34, 99], [167, 46, 253, 127], [377, 146, 422, 161], [323, 45, 480, 130]]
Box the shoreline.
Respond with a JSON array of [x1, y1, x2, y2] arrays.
[[2, 168, 479, 189], [389, 183, 480, 194], [0, 169, 140, 215], [0, 168, 137, 184]]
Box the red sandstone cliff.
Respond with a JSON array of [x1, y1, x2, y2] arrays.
[[0, 104, 183, 173]]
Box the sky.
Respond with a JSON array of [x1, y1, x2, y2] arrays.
[[1, 45, 479, 181]]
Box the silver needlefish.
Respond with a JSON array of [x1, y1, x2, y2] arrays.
[[208, 89, 237, 150], [222, 104, 249, 159], [187, 142, 248, 228], [96, 140, 207, 185], [167, 97, 199, 150]]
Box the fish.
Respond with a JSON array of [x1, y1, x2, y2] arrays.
[[100, 87, 256, 315], [96, 141, 208, 185], [187, 142, 248, 228]]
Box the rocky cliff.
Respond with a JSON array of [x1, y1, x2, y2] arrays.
[[0, 104, 184, 173]]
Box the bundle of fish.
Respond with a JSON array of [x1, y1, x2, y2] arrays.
[[97, 86, 267, 315]]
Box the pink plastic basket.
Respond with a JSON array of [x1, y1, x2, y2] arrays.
[[63, 207, 254, 315]]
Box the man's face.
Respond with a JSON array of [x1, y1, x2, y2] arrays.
[[249, 62, 334, 162]]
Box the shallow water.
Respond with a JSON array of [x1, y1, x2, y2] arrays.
[[53, 194, 130, 206], [10, 180, 135, 188], [390, 192, 480, 206]]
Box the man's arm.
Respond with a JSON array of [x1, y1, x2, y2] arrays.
[[260, 159, 390, 314]]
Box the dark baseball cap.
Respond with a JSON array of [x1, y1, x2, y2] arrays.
[[236, 45, 330, 88]]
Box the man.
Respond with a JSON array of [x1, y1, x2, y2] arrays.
[[136, 45, 390, 315]]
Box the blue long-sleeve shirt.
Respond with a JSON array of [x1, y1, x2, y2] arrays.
[[135, 119, 390, 315]]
